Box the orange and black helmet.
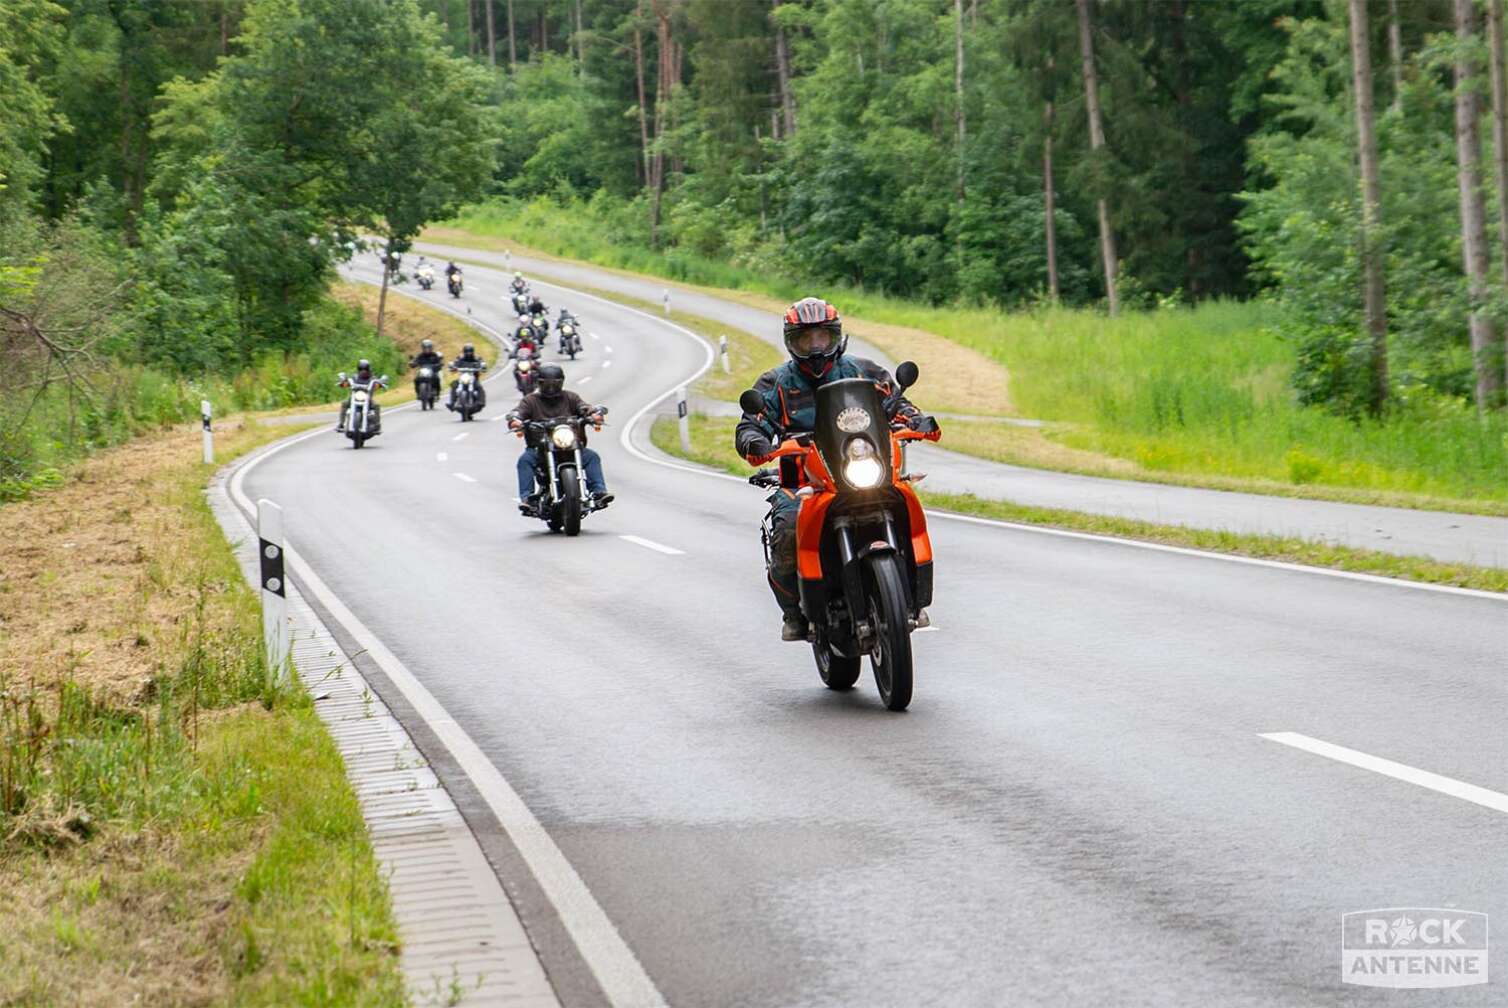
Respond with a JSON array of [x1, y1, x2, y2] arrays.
[[782, 297, 846, 378]]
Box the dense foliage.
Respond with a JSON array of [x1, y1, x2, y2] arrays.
[[0, 0, 494, 493]]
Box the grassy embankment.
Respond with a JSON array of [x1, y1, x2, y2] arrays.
[[0, 283, 472, 1005], [649, 413, 1508, 594], [437, 198, 1508, 515]]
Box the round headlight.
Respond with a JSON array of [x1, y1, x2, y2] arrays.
[[842, 437, 884, 489], [351, 391, 368, 403], [551, 425, 578, 449]]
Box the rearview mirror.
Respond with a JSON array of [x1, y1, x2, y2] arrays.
[[739, 389, 765, 416], [597, 406, 611, 416], [896, 361, 919, 390], [379, 375, 389, 383]]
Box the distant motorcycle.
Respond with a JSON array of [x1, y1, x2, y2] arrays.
[[447, 271, 463, 298], [557, 319, 582, 359], [416, 266, 435, 291], [448, 363, 487, 420], [414, 365, 440, 410], [338, 372, 388, 449], [740, 361, 941, 711], [511, 292, 530, 316], [514, 345, 539, 395], [517, 410, 609, 536]]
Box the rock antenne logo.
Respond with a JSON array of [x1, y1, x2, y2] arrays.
[[1341, 908, 1488, 989]]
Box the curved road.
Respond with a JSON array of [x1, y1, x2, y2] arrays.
[[414, 239, 1508, 568], [243, 255, 1506, 1006]]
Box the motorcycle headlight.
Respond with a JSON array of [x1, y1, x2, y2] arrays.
[[561, 324, 574, 335], [351, 391, 368, 404], [519, 361, 531, 372], [419, 367, 432, 377], [551, 425, 578, 449], [842, 437, 885, 489]]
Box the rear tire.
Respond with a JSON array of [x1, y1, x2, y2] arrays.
[[813, 628, 861, 690], [560, 468, 583, 536], [865, 553, 913, 711]]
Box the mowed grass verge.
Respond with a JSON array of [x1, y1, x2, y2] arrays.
[[0, 282, 475, 1006], [650, 413, 1508, 594]]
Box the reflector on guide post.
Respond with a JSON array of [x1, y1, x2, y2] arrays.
[[677, 386, 691, 454], [201, 400, 213, 464], [257, 498, 291, 685]]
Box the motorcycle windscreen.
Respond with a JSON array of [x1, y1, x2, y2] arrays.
[[813, 378, 891, 490]]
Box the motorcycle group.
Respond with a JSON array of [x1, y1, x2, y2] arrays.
[[349, 256, 944, 708], [335, 268, 614, 539]]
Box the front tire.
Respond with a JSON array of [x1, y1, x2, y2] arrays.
[[864, 553, 914, 711], [559, 467, 583, 537]]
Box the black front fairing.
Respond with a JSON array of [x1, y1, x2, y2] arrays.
[[814, 378, 891, 493]]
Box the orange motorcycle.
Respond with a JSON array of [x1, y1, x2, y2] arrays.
[[740, 362, 940, 711]]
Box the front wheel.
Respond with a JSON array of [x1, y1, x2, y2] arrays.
[[864, 553, 914, 711], [350, 433, 365, 449], [559, 467, 583, 536]]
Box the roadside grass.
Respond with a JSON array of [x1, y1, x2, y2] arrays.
[[0, 418, 407, 1005], [650, 413, 1508, 594], [437, 201, 1508, 511]]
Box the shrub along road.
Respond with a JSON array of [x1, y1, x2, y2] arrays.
[[251, 253, 1508, 1006]]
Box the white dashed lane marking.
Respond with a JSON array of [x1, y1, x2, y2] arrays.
[[453, 432, 469, 441], [1260, 732, 1508, 816], [580, 375, 593, 384], [437, 452, 448, 462], [619, 535, 684, 556], [453, 472, 477, 483]]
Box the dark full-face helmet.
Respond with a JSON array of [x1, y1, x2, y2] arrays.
[[461, 342, 476, 358], [782, 297, 846, 380], [420, 339, 433, 351], [537, 364, 565, 398]]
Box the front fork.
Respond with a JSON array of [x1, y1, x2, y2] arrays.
[[832, 511, 904, 648], [542, 447, 588, 504]]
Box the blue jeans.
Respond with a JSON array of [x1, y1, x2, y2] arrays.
[[517, 447, 606, 498]]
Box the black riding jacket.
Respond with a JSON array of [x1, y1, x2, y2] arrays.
[[510, 390, 598, 447]]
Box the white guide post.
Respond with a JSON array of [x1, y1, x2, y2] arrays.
[[257, 498, 292, 685], [677, 386, 691, 454], [662, 288, 671, 317], [718, 335, 731, 374], [201, 400, 214, 464]]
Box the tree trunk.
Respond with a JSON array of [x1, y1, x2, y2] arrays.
[[1348, 0, 1389, 413], [1488, 0, 1508, 393], [633, 1, 651, 188], [650, 4, 670, 244], [773, 1, 797, 139], [576, 0, 585, 70], [1388, 0, 1404, 112], [377, 237, 392, 339], [484, 0, 496, 66], [507, 0, 517, 67], [1075, 0, 1118, 315], [1044, 57, 1059, 302], [467, 0, 475, 56], [1455, 0, 1504, 410], [954, 0, 965, 201]]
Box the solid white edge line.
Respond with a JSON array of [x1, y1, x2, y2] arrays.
[[227, 431, 667, 1008], [619, 534, 685, 556], [1260, 732, 1508, 815], [453, 472, 476, 483]]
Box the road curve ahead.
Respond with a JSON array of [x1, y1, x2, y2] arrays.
[[244, 254, 1507, 1006], [414, 238, 1508, 568]]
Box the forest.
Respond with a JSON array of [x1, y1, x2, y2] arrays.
[[3, 0, 1507, 501]]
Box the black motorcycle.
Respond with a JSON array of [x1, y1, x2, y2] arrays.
[[338, 372, 388, 449], [448, 362, 487, 420], [517, 411, 609, 537], [447, 271, 463, 297], [511, 292, 530, 316], [413, 364, 440, 410], [557, 318, 582, 359]]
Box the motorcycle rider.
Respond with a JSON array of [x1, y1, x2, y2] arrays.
[[510, 271, 528, 295], [446, 342, 488, 411], [735, 297, 937, 641], [512, 315, 541, 355], [527, 293, 547, 316], [408, 338, 445, 397], [507, 364, 613, 513], [335, 358, 383, 433]]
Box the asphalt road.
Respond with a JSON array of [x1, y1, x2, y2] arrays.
[[413, 239, 1508, 568], [246, 254, 1508, 1006]]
